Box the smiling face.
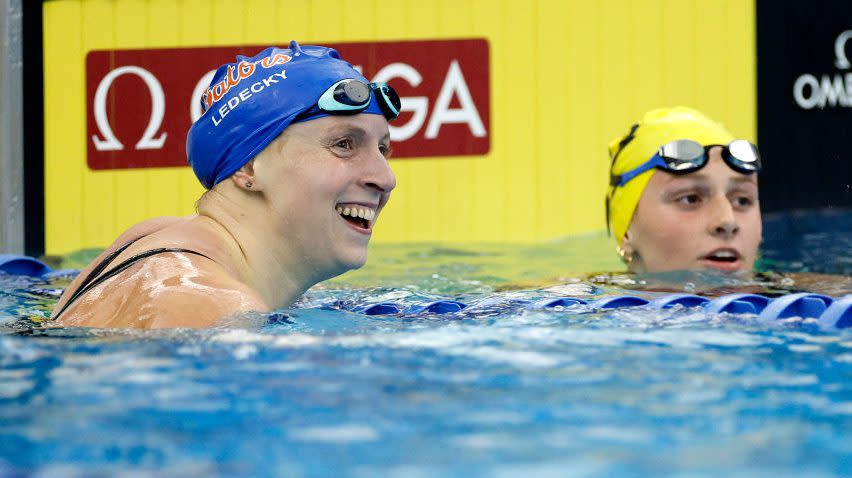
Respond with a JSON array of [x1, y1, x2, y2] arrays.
[[250, 113, 396, 278], [622, 147, 762, 274]]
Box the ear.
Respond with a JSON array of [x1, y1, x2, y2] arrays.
[[619, 228, 645, 271], [230, 159, 263, 192], [618, 229, 636, 264], [620, 229, 634, 252]]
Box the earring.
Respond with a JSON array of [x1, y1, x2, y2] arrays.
[[617, 245, 634, 264], [245, 181, 253, 189]]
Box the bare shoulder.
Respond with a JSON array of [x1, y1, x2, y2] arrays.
[[53, 216, 194, 313], [116, 216, 187, 241], [781, 272, 852, 297], [55, 252, 268, 329]]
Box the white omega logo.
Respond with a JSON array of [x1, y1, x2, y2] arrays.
[[92, 66, 168, 151], [835, 30, 852, 69]]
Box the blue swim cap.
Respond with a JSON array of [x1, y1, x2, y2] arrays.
[[187, 41, 385, 189]]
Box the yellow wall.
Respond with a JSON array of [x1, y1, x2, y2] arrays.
[[43, 0, 756, 256]]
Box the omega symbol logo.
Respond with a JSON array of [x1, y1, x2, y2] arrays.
[[836, 30, 852, 69], [92, 66, 167, 151], [792, 29, 852, 110]]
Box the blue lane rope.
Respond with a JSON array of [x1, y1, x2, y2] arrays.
[[0, 255, 52, 278], [349, 293, 852, 330]]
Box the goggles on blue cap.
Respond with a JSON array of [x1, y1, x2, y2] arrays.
[[187, 42, 399, 190], [308, 79, 401, 121], [610, 139, 762, 187]]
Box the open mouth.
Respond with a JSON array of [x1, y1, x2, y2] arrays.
[[702, 249, 742, 271], [336, 204, 375, 231]]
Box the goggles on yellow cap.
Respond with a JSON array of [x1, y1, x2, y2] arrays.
[[605, 107, 742, 246], [610, 139, 761, 187]]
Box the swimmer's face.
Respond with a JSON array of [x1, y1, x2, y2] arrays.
[[622, 147, 762, 274], [253, 114, 395, 274]]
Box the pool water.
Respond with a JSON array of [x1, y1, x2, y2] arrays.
[[1, 209, 851, 477]]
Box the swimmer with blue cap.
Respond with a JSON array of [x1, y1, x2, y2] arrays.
[[607, 107, 762, 274], [52, 41, 399, 328]]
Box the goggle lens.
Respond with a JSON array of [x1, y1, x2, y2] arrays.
[[659, 139, 706, 172], [336, 81, 370, 106], [316, 79, 401, 121], [659, 139, 762, 175], [371, 82, 401, 120], [726, 139, 761, 173]]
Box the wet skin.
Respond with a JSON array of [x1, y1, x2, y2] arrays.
[[622, 147, 762, 274], [52, 114, 396, 329], [250, 114, 396, 274]]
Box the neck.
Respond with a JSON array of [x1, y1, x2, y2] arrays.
[[196, 187, 324, 309]]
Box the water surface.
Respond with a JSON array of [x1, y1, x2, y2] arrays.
[[1, 209, 850, 477]]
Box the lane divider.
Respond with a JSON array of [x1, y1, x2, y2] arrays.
[[351, 293, 852, 330]]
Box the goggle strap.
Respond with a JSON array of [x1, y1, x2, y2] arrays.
[[605, 195, 612, 236], [610, 123, 640, 164], [615, 154, 667, 187]]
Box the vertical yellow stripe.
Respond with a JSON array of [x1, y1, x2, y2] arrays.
[[565, 0, 602, 232], [43, 1, 83, 254], [501, 0, 537, 241], [726, 0, 757, 141], [111, 1, 148, 236], [470, 0, 501, 241], [80, 1, 117, 248], [144, 0, 185, 221]]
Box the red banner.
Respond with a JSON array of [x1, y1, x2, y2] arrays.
[[85, 39, 490, 170]]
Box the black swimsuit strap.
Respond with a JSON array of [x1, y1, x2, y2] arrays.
[[52, 245, 212, 321], [69, 238, 142, 295]]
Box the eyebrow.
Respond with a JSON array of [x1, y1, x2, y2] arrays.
[[324, 124, 366, 139], [323, 124, 391, 144], [728, 175, 758, 186], [661, 173, 710, 187], [662, 171, 757, 185]]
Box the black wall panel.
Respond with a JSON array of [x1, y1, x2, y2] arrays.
[[757, 0, 852, 212], [23, 1, 44, 257]]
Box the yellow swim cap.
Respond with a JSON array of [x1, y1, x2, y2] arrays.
[[606, 107, 736, 246]]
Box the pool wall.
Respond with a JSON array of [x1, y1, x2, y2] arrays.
[[0, 0, 25, 255]]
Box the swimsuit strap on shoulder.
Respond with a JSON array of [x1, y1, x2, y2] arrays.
[[52, 242, 212, 321]]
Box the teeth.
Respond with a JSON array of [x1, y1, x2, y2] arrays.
[[710, 250, 736, 259], [336, 205, 376, 222]]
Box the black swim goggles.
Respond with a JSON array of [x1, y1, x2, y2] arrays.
[[609, 139, 762, 187], [314, 78, 401, 121]]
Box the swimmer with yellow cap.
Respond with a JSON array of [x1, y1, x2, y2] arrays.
[[606, 107, 762, 274]]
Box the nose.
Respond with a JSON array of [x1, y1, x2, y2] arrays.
[[708, 195, 739, 239], [361, 150, 397, 194]]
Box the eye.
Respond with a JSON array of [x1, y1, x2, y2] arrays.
[[732, 194, 755, 208], [333, 138, 353, 150], [379, 143, 392, 158], [676, 193, 702, 206]]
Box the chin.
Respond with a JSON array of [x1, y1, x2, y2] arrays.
[[335, 248, 368, 271]]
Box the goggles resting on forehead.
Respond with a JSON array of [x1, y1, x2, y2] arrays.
[[610, 139, 762, 188], [314, 78, 401, 121]]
